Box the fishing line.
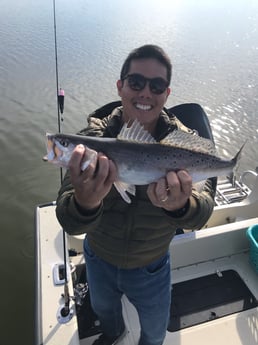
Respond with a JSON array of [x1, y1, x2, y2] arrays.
[[52, 0, 72, 322]]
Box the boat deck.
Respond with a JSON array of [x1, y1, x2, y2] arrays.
[[35, 203, 258, 345], [81, 220, 258, 345], [81, 253, 258, 345]]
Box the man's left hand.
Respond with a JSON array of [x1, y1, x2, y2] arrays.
[[147, 170, 192, 211]]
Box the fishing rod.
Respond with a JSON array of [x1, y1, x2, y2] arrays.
[[53, 0, 64, 128], [53, 0, 65, 183], [52, 0, 73, 324]]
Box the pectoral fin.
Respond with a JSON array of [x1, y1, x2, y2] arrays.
[[114, 181, 136, 203], [81, 147, 98, 171]]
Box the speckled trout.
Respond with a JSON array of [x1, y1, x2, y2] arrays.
[[44, 120, 244, 203]]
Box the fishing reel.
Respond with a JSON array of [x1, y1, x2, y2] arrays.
[[57, 282, 89, 324]]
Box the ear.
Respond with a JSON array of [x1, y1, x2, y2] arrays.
[[164, 87, 171, 101], [116, 80, 123, 96]]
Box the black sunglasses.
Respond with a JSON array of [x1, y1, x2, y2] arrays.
[[123, 73, 169, 95]]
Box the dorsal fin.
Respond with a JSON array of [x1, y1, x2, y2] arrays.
[[117, 119, 156, 144], [160, 130, 217, 156]]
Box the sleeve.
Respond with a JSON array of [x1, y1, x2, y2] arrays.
[[55, 170, 103, 235], [163, 177, 216, 230], [55, 115, 111, 235]]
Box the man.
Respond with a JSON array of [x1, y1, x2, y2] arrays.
[[56, 45, 215, 345]]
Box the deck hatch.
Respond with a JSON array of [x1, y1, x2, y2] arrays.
[[168, 269, 258, 332]]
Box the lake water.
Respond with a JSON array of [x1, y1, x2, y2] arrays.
[[0, 0, 258, 344]]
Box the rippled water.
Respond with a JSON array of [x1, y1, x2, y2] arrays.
[[0, 0, 258, 344]]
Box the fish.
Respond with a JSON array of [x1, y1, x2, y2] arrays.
[[44, 120, 245, 203]]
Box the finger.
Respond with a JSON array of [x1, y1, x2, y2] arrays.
[[166, 171, 181, 192], [106, 159, 117, 184], [80, 157, 98, 185], [155, 177, 168, 201], [69, 145, 85, 177], [94, 153, 110, 184], [146, 182, 157, 202], [177, 170, 192, 196], [81, 147, 98, 171], [147, 180, 167, 205]]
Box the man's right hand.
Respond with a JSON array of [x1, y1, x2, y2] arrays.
[[68, 145, 117, 211]]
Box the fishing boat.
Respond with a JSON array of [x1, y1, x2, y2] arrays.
[[35, 103, 258, 345]]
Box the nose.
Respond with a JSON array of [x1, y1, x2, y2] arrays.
[[138, 81, 152, 97]]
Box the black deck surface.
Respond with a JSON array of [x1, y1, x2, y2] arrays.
[[75, 265, 257, 338], [168, 269, 258, 332]]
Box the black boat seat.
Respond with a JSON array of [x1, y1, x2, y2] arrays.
[[167, 103, 215, 143]]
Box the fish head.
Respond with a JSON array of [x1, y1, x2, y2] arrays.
[[44, 133, 98, 171], [43, 133, 76, 168]]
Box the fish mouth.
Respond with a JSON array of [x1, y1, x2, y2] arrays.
[[135, 102, 153, 111]]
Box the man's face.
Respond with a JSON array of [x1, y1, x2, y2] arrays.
[[117, 58, 171, 132]]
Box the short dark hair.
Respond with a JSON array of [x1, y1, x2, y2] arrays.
[[120, 44, 172, 84]]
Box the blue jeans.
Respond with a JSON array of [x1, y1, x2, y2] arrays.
[[84, 238, 171, 345]]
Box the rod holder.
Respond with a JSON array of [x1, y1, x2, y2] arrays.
[[56, 304, 74, 324]]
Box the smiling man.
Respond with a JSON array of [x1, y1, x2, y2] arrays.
[[117, 56, 171, 133], [56, 45, 215, 345]]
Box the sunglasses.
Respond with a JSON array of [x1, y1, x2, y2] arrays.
[[123, 73, 169, 95]]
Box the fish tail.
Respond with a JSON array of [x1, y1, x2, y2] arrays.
[[232, 140, 247, 165]]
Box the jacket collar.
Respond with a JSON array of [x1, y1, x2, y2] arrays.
[[105, 106, 178, 141]]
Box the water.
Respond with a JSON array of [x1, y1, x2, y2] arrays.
[[0, 0, 257, 343]]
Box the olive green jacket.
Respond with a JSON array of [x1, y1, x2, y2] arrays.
[[56, 107, 215, 269]]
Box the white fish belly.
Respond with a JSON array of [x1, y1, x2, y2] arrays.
[[117, 163, 164, 185], [190, 166, 234, 183]]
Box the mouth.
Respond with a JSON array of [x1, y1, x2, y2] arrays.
[[135, 103, 153, 111]]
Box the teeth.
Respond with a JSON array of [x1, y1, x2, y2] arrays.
[[136, 103, 151, 111]]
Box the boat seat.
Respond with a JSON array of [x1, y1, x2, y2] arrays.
[[166, 103, 215, 142]]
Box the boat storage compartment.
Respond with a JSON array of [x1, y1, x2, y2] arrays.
[[168, 269, 258, 332]]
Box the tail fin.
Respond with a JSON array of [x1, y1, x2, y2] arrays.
[[233, 141, 247, 166]]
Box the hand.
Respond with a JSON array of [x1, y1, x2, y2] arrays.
[[147, 170, 192, 211], [68, 145, 117, 210]]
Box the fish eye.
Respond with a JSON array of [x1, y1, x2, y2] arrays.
[[59, 139, 69, 147]]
